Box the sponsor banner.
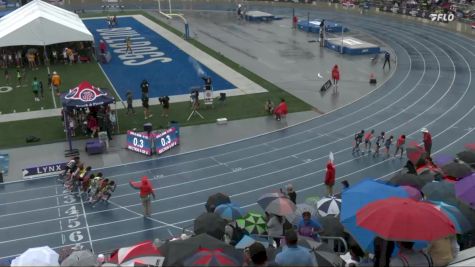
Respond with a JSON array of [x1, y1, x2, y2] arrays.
[[23, 162, 67, 179]]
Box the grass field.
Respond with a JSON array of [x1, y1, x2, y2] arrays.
[[0, 62, 117, 114], [0, 11, 313, 149]]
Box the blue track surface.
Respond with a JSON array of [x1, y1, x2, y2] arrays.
[[83, 17, 235, 99], [0, 8, 474, 262]]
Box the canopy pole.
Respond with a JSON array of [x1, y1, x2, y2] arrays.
[[63, 108, 79, 157]]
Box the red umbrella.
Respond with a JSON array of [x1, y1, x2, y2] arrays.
[[356, 197, 456, 241], [465, 143, 475, 151], [183, 248, 239, 266], [406, 141, 425, 165], [108, 240, 162, 264]]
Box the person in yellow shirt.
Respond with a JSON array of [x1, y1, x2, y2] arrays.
[[51, 71, 61, 96]]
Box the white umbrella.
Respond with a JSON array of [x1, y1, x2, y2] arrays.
[[11, 246, 60, 266], [316, 196, 342, 217]]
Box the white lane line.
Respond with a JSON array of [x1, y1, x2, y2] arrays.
[[79, 189, 94, 254], [107, 200, 193, 234], [0, 18, 472, 254], [0, 21, 468, 234]]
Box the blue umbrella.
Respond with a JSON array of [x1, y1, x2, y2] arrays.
[[234, 235, 270, 249], [214, 203, 245, 221], [340, 179, 409, 252], [427, 200, 472, 234]]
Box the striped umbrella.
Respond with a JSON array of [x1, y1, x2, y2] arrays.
[[316, 196, 342, 217], [183, 248, 239, 267], [257, 192, 296, 216], [406, 142, 426, 165], [214, 203, 245, 221], [236, 212, 267, 235]]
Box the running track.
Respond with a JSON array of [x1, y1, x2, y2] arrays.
[[0, 8, 474, 259]]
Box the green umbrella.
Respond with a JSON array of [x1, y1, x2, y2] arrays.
[[305, 196, 320, 207], [236, 212, 267, 235]]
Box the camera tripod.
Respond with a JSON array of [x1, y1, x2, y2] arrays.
[[187, 100, 204, 121]]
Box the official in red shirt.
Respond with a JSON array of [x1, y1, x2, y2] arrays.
[[130, 176, 156, 217], [421, 128, 432, 158], [274, 98, 288, 121], [324, 160, 336, 196], [331, 65, 340, 86]]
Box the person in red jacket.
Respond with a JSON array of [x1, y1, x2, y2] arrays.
[[324, 160, 336, 196], [273, 98, 288, 121], [130, 176, 156, 217], [331, 64, 340, 88], [421, 128, 432, 158]]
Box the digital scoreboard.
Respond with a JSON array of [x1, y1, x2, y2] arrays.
[[126, 131, 152, 156], [155, 127, 180, 155]]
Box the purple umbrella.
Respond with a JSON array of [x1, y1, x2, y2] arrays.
[[432, 154, 454, 166], [455, 173, 475, 208]]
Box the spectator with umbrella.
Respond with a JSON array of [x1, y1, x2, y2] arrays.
[[284, 184, 297, 204], [389, 241, 433, 266], [129, 176, 156, 217], [297, 211, 323, 241], [266, 212, 284, 248]]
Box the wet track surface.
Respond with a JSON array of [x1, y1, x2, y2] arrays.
[[0, 5, 474, 258]]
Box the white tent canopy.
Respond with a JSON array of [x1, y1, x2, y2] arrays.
[[0, 0, 93, 47]]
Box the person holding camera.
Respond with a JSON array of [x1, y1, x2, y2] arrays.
[[142, 93, 152, 119], [202, 76, 212, 91], [140, 79, 149, 96], [159, 96, 170, 117]]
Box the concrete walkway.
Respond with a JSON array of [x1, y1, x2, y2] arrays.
[[1, 110, 318, 182]]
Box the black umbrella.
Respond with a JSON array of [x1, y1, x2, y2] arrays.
[[194, 212, 227, 240], [441, 162, 473, 179], [206, 193, 231, 212], [388, 173, 427, 190], [319, 215, 345, 237], [418, 171, 437, 183], [456, 151, 475, 168], [161, 233, 237, 267], [421, 181, 456, 205]]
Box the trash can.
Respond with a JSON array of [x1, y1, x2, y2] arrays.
[[169, 121, 180, 137], [98, 131, 109, 149], [0, 171, 3, 183]]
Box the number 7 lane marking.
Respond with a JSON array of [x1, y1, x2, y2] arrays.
[[78, 188, 94, 254]]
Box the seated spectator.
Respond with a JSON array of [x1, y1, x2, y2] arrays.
[[87, 115, 99, 138], [244, 242, 275, 267], [265, 99, 274, 114], [428, 235, 457, 267], [297, 211, 323, 241], [389, 241, 433, 267], [273, 98, 288, 121], [275, 229, 317, 266]]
